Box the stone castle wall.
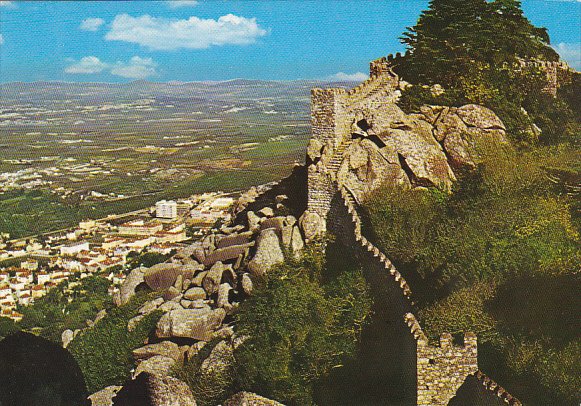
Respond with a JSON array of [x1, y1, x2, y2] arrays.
[[307, 56, 400, 219], [306, 163, 336, 224], [519, 59, 575, 96], [405, 314, 479, 406], [329, 170, 477, 405], [305, 55, 524, 405]]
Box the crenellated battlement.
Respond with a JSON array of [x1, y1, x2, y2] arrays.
[[475, 371, 523, 405], [405, 313, 479, 406], [518, 59, 571, 69]]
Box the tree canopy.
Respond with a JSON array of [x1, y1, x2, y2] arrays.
[[400, 0, 558, 87], [395, 0, 578, 145]]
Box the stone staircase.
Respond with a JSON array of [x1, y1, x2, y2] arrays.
[[312, 139, 412, 300], [347, 73, 395, 107], [327, 139, 353, 173]]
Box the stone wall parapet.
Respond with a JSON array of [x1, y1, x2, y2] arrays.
[[475, 371, 523, 405], [337, 184, 413, 299], [306, 55, 523, 405]]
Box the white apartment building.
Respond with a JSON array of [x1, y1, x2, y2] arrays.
[[21, 259, 39, 271], [156, 200, 178, 219]]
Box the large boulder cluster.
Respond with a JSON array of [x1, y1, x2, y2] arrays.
[[89, 195, 306, 405], [336, 101, 507, 200]]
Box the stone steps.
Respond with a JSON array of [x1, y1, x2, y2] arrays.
[[347, 76, 391, 105], [327, 140, 353, 171]]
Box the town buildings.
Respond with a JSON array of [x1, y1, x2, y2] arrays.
[[0, 191, 239, 321]]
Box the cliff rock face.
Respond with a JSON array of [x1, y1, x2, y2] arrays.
[[307, 61, 509, 223], [337, 102, 506, 201], [427, 104, 507, 171]]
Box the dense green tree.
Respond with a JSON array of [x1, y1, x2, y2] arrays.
[[396, 0, 579, 145], [400, 0, 556, 87]]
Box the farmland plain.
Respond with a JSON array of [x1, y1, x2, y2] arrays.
[[0, 79, 356, 238]]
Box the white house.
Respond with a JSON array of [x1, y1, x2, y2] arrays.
[[60, 241, 90, 256], [37, 272, 51, 285]]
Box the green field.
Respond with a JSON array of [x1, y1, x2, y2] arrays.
[[0, 79, 355, 238]]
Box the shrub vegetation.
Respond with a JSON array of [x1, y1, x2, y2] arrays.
[[17, 275, 113, 343], [68, 292, 163, 394], [233, 245, 373, 405], [364, 147, 580, 405]]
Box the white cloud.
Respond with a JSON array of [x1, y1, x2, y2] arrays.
[[64, 55, 158, 79], [110, 56, 158, 79], [553, 42, 581, 70], [167, 0, 199, 8], [328, 72, 369, 82], [0, 1, 16, 8], [80, 17, 105, 32], [65, 56, 109, 74], [105, 13, 267, 51], [0, 34, 4, 45]]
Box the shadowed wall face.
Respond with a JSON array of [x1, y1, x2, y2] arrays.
[[316, 191, 417, 405]]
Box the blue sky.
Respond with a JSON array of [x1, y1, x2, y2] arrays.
[[0, 0, 579, 82]]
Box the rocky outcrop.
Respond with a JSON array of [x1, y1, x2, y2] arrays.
[[95, 182, 308, 404], [336, 101, 507, 199], [61, 329, 74, 348], [338, 138, 414, 197], [199, 340, 235, 385], [138, 297, 164, 316], [203, 261, 236, 295], [248, 229, 284, 277], [132, 341, 183, 364], [156, 308, 226, 341], [112, 373, 196, 406], [241, 273, 253, 295], [144, 263, 183, 291], [298, 211, 325, 242], [430, 104, 507, 170], [224, 392, 284, 406], [118, 267, 146, 305], [184, 287, 206, 301], [88, 385, 122, 406], [133, 355, 176, 379], [281, 225, 304, 258]]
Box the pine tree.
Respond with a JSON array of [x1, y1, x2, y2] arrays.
[[396, 0, 572, 145], [400, 0, 557, 87]]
